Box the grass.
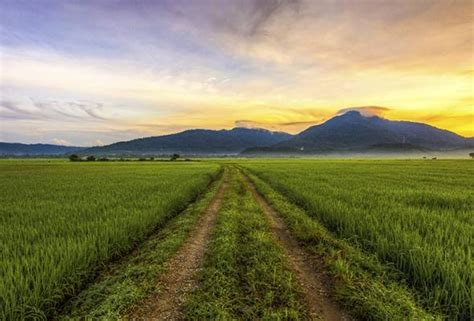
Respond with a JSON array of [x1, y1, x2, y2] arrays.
[[242, 167, 439, 320], [2, 159, 471, 320], [185, 168, 306, 320], [0, 160, 219, 320], [241, 159, 472, 320], [57, 168, 224, 319]]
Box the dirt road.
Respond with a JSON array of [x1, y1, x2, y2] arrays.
[[243, 173, 352, 321], [128, 174, 228, 321]]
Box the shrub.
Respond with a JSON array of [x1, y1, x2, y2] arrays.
[[69, 154, 80, 162]]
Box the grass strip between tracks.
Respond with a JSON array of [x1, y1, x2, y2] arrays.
[[184, 168, 307, 320]]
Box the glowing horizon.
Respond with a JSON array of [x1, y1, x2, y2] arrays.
[[1, 0, 472, 146]]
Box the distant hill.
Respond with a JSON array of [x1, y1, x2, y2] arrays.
[[4, 111, 472, 157], [0, 143, 86, 156], [243, 111, 473, 154], [83, 127, 293, 155]]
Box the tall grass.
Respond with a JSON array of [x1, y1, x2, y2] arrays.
[[244, 168, 438, 320], [58, 168, 224, 319], [242, 160, 473, 320], [0, 160, 219, 320]]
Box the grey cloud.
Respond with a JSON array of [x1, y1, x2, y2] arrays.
[[1, 100, 28, 114], [1, 99, 109, 122], [234, 119, 262, 129], [68, 102, 107, 120], [32, 100, 107, 121], [219, 0, 300, 38], [279, 120, 320, 126], [159, 0, 300, 40], [337, 106, 391, 117], [0, 100, 42, 120]]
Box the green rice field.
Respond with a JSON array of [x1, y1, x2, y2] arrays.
[[0, 160, 219, 320], [0, 159, 472, 320], [241, 159, 473, 320]]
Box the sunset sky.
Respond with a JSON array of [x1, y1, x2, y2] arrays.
[[1, 0, 473, 146]]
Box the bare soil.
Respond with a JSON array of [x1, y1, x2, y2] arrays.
[[243, 174, 353, 321], [127, 175, 228, 321]]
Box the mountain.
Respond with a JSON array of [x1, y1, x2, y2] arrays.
[[83, 127, 293, 155], [4, 112, 471, 157], [243, 111, 473, 154], [0, 143, 86, 156]]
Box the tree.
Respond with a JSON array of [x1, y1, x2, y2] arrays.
[[470, 152, 474, 159], [86, 155, 96, 161], [170, 153, 180, 161], [69, 154, 80, 162]]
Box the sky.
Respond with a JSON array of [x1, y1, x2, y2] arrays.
[[0, 0, 473, 146]]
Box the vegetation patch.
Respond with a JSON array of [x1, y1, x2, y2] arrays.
[[242, 160, 473, 319], [0, 160, 220, 320], [58, 168, 224, 319], [242, 166, 442, 320], [185, 168, 306, 320]]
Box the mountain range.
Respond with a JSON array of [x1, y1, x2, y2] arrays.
[[0, 143, 85, 156], [83, 127, 292, 155], [1, 111, 472, 156]]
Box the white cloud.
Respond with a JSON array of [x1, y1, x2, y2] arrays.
[[52, 138, 70, 145]]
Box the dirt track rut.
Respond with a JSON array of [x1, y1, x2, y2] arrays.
[[128, 174, 228, 321], [243, 173, 352, 321]]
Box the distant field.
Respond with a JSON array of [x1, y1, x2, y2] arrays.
[[241, 159, 473, 320], [0, 160, 219, 320]]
